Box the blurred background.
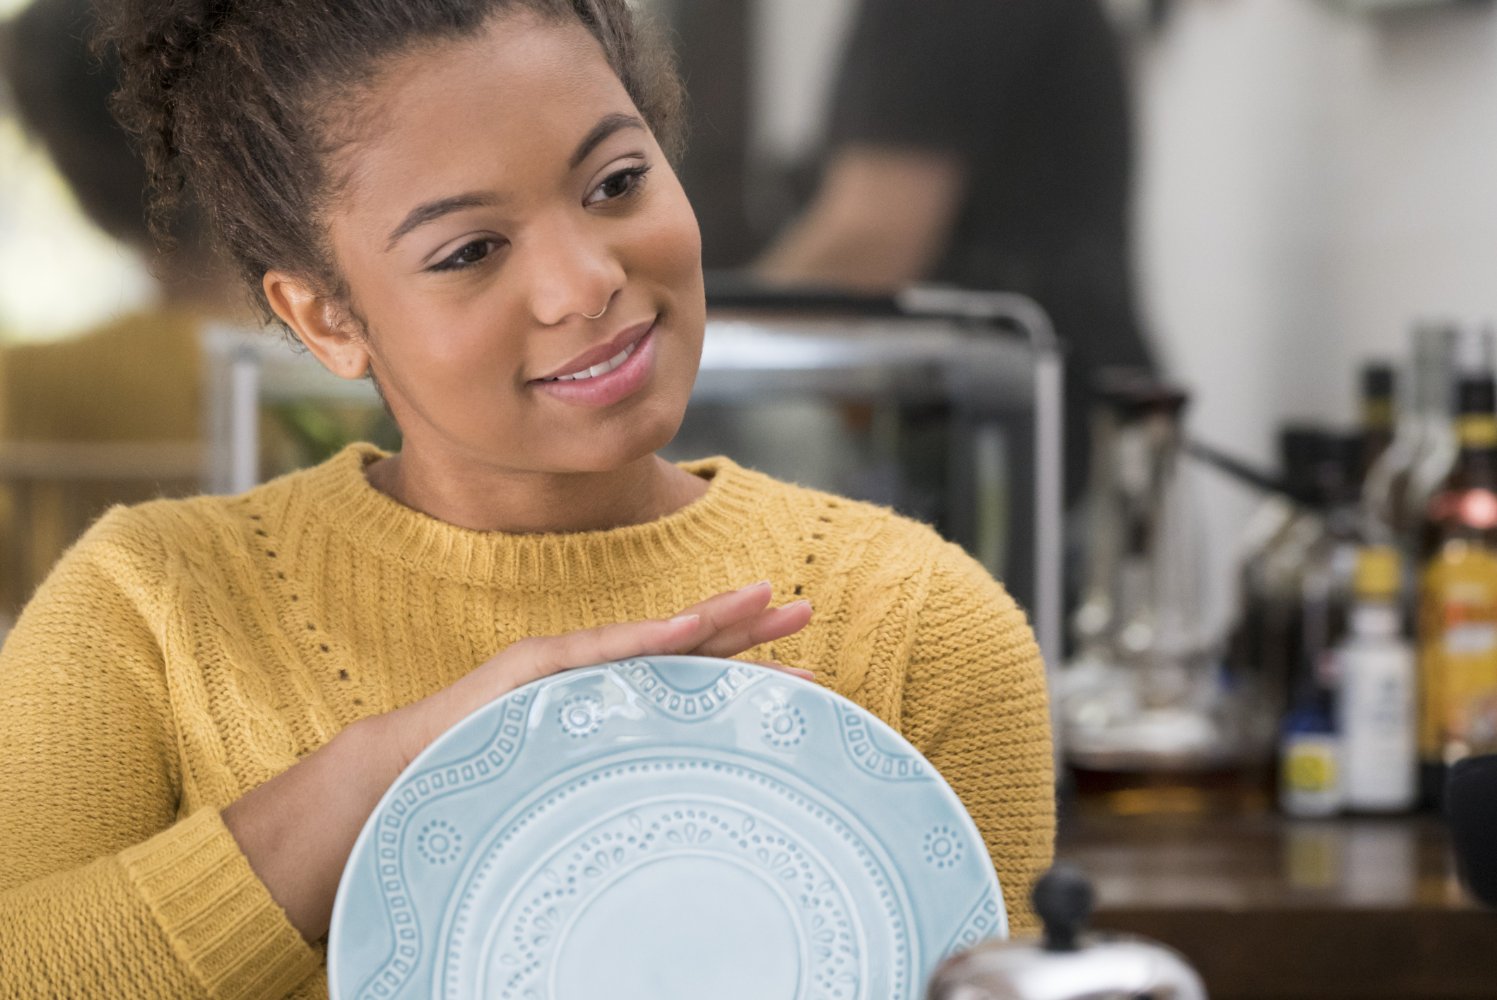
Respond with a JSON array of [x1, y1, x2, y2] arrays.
[[4, 0, 1497, 994]]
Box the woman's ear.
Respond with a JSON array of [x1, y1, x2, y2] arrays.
[[263, 270, 371, 380]]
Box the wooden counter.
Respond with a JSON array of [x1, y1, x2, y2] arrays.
[[1056, 808, 1497, 999]]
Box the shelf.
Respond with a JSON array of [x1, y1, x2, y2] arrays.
[[1058, 809, 1496, 998]]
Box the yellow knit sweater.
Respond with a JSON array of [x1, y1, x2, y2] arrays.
[[0, 444, 1053, 999]]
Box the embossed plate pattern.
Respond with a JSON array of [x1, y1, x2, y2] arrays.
[[328, 656, 1005, 1000]]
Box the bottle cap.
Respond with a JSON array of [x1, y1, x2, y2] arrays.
[[1455, 375, 1497, 418], [1354, 545, 1402, 599], [1361, 362, 1396, 401]]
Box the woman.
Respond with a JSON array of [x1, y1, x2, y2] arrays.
[[0, 2, 1053, 996]]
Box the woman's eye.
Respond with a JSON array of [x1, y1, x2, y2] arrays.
[[430, 238, 501, 272], [585, 164, 652, 207]]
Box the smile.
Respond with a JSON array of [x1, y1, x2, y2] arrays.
[[537, 340, 638, 382], [530, 323, 658, 409]]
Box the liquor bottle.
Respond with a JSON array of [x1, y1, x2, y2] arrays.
[[1419, 326, 1497, 561], [1358, 362, 1397, 487], [1336, 545, 1417, 813], [1364, 322, 1455, 546], [1418, 326, 1497, 804]]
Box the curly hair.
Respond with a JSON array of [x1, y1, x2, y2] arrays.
[[96, 0, 686, 325]]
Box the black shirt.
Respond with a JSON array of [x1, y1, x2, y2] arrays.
[[827, 0, 1154, 498]]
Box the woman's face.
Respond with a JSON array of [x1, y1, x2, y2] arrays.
[[310, 13, 704, 477]]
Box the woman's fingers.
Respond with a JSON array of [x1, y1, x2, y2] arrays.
[[397, 587, 815, 772], [503, 613, 702, 687], [489, 582, 811, 693], [665, 581, 776, 647], [693, 599, 814, 659]]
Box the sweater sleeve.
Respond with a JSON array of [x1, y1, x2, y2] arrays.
[[0, 515, 319, 998], [900, 541, 1055, 935]]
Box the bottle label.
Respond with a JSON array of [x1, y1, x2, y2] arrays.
[[1339, 646, 1417, 811], [1458, 415, 1497, 449], [1444, 621, 1497, 656], [1420, 558, 1497, 761], [1281, 734, 1340, 816], [1441, 665, 1497, 753], [1285, 741, 1338, 792]]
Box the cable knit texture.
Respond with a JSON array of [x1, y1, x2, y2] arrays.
[[0, 444, 1054, 999]]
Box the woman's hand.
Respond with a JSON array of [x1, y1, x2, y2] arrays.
[[223, 582, 811, 944], [387, 580, 812, 770]]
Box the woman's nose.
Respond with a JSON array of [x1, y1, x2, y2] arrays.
[[523, 217, 626, 326]]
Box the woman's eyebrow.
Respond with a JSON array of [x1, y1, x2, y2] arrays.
[[385, 192, 499, 252], [384, 114, 646, 253], [570, 112, 645, 169]]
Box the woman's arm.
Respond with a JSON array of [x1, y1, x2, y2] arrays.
[[222, 581, 814, 942], [900, 541, 1055, 936], [0, 534, 310, 999]]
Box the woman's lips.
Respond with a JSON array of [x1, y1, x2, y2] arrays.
[[533, 319, 656, 381], [530, 324, 656, 408]]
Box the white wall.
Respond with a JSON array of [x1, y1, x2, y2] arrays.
[[1334, 3, 1497, 353], [1132, 0, 1497, 628]]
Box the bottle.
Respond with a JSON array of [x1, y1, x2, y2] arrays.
[[1364, 322, 1455, 547], [1418, 324, 1497, 805], [1420, 324, 1497, 560], [1357, 362, 1397, 489], [1279, 683, 1340, 818], [1336, 545, 1417, 813]]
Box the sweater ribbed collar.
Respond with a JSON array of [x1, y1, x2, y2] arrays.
[[284, 443, 769, 587]]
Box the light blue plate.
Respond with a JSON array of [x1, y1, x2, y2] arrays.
[[328, 656, 1005, 1000]]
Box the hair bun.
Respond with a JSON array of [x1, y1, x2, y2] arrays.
[[136, 0, 237, 83], [95, 0, 245, 249]]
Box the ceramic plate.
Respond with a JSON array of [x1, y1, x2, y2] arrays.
[[328, 656, 1004, 1000]]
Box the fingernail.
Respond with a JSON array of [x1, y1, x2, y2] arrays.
[[783, 599, 812, 611], [738, 580, 772, 592], [669, 613, 700, 625], [789, 667, 816, 680]]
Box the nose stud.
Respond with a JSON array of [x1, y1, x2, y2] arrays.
[[582, 304, 608, 320]]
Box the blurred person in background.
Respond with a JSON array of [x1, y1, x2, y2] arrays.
[[0, 0, 240, 618], [752, 0, 1157, 503]]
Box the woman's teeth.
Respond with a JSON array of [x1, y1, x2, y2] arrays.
[[541, 341, 637, 382]]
